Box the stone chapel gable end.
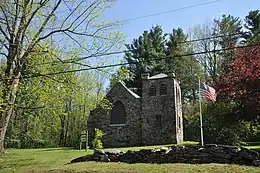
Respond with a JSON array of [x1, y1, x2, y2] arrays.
[[88, 81, 142, 148]]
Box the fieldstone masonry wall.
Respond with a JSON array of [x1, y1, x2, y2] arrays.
[[141, 74, 182, 145], [70, 145, 260, 166], [88, 83, 142, 148], [88, 72, 183, 148]]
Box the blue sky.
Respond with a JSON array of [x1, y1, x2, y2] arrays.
[[96, 0, 259, 87], [104, 0, 260, 43]]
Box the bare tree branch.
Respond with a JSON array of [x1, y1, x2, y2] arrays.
[[0, 52, 8, 58], [22, 0, 63, 60], [72, 0, 100, 31], [0, 26, 10, 42], [0, 5, 12, 37], [68, 0, 100, 31], [60, 0, 84, 29]]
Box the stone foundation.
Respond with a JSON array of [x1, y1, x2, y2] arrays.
[[70, 144, 260, 166]]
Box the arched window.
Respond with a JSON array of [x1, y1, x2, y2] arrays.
[[110, 101, 126, 124], [149, 85, 156, 96], [160, 84, 167, 95]]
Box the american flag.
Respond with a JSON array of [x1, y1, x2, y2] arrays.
[[200, 83, 217, 102]]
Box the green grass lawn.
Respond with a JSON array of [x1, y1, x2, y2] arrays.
[[1, 142, 260, 173]]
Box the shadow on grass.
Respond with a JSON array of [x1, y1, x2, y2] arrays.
[[67, 154, 93, 164]]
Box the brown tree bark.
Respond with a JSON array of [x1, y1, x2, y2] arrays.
[[0, 74, 21, 154]]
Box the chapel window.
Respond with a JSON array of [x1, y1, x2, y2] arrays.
[[160, 84, 167, 95], [149, 85, 156, 96], [110, 101, 126, 125]]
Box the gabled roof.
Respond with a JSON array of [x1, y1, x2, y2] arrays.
[[119, 81, 140, 98]]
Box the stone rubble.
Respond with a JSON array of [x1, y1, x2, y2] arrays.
[[70, 145, 260, 166]]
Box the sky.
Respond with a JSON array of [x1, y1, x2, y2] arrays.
[[96, 0, 259, 87], [103, 0, 260, 43]]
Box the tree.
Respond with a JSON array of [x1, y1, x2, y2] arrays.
[[215, 45, 260, 120], [5, 44, 106, 148], [191, 20, 220, 81], [121, 26, 202, 101], [243, 10, 260, 43], [0, 0, 122, 153], [191, 16, 242, 80], [166, 28, 202, 102], [214, 14, 242, 72], [109, 66, 133, 89], [124, 25, 166, 96]]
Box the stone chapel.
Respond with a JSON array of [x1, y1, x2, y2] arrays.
[[87, 72, 183, 148]]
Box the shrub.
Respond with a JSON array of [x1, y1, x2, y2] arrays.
[[5, 139, 21, 149], [92, 128, 103, 149], [184, 101, 251, 146]]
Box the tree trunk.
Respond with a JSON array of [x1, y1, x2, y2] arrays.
[[0, 74, 21, 154], [59, 115, 65, 147]]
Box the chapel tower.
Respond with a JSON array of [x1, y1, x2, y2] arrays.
[[141, 72, 183, 145]]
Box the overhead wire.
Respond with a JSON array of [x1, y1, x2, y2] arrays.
[[55, 0, 223, 24], [21, 31, 245, 81], [0, 33, 256, 82], [118, 0, 223, 23], [36, 31, 244, 66], [32, 0, 225, 66], [20, 43, 259, 79], [1, 0, 246, 82]]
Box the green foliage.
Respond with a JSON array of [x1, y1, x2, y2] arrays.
[[184, 102, 251, 145], [109, 67, 134, 89], [0, 0, 123, 153], [122, 25, 202, 101], [244, 10, 260, 43], [4, 45, 106, 149], [214, 14, 243, 72], [5, 139, 21, 149], [123, 25, 166, 96], [242, 122, 260, 142], [92, 128, 104, 149], [99, 99, 113, 110]]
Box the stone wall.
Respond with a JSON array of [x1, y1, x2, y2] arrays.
[[71, 144, 260, 166], [87, 82, 142, 148], [88, 72, 184, 148]]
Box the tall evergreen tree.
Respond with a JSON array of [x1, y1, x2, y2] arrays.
[[121, 26, 202, 101], [124, 25, 166, 95], [243, 10, 260, 43]]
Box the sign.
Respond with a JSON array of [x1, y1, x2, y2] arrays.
[[79, 130, 88, 150], [81, 135, 86, 142]]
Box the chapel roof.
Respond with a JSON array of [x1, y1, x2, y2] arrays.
[[149, 73, 176, 79], [119, 81, 140, 98]]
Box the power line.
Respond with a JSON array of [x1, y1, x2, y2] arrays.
[[0, 32, 254, 82], [43, 0, 225, 66], [55, 0, 223, 23], [119, 0, 223, 23], [36, 31, 244, 66], [21, 43, 259, 79]]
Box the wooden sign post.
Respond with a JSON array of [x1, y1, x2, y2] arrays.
[[79, 130, 88, 150]]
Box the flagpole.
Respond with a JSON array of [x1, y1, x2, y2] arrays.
[[198, 76, 204, 146]]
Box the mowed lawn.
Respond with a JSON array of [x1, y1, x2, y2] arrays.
[[1, 143, 260, 173]]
